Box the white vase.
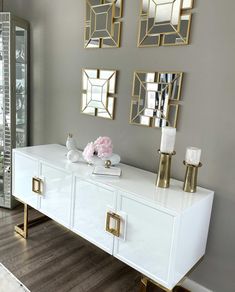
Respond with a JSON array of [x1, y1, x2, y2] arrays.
[[66, 133, 77, 151], [67, 150, 80, 163]]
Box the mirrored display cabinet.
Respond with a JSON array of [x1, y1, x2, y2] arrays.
[[0, 13, 29, 208]]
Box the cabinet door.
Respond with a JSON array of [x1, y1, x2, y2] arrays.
[[72, 178, 116, 254], [39, 163, 72, 228], [114, 193, 175, 285], [13, 152, 39, 209]]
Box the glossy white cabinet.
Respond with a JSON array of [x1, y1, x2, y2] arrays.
[[13, 152, 72, 228], [13, 153, 39, 209], [12, 144, 214, 290], [72, 178, 116, 254], [39, 163, 72, 228], [114, 193, 175, 286]]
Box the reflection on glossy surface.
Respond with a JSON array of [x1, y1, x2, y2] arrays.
[[85, 0, 123, 48], [130, 71, 183, 128], [138, 0, 193, 47], [82, 69, 117, 119]]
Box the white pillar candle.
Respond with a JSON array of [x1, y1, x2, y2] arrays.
[[160, 127, 176, 154], [185, 147, 201, 166]]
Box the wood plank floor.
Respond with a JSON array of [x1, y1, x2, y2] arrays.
[[0, 205, 142, 292], [0, 205, 188, 292]]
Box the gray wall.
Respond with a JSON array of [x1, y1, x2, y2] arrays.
[[4, 1, 235, 291]]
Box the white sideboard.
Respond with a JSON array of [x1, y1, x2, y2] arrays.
[[12, 144, 214, 290]]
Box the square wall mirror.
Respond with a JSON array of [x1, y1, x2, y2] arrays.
[[138, 0, 193, 47], [85, 0, 123, 48], [81, 69, 117, 119], [130, 71, 183, 128]]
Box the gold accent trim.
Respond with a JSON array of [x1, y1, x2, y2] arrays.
[[32, 177, 43, 195], [140, 276, 172, 292], [156, 150, 176, 188], [106, 211, 121, 237], [140, 276, 191, 292], [183, 161, 202, 193], [14, 203, 49, 239]]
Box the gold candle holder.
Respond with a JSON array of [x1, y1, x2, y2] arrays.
[[183, 161, 202, 193], [156, 150, 176, 188]]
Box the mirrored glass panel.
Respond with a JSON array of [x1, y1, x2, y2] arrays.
[[138, 0, 193, 47], [82, 69, 117, 119], [16, 26, 27, 148], [0, 22, 3, 198], [85, 0, 123, 48], [130, 71, 183, 128]]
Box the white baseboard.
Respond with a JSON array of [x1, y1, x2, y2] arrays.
[[181, 278, 213, 292]]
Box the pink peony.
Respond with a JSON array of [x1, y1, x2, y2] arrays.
[[97, 144, 113, 158], [94, 136, 113, 159], [82, 142, 95, 162]]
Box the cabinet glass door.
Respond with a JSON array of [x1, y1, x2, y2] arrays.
[[15, 25, 27, 148], [0, 22, 3, 198]]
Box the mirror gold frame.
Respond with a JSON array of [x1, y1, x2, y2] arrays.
[[138, 0, 193, 47], [81, 69, 117, 119], [130, 71, 183, 128], [85, 0, 123, 48]]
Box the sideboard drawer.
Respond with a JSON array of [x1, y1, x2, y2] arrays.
[[72, 178, 117, 254], [13, 153, 39, 209], [39, 163, 72, 227], [114, 194, 175, 285]]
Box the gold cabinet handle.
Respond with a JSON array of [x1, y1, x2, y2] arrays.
[[106, 212, 121, 237], [32, 177, 43, 195]]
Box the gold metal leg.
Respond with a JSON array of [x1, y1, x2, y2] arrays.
[[140, 276, 148, 292], [14, 203, 49, 239], [140, 276, 191, 292]]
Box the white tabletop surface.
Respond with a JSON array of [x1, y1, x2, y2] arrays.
[[13, 144, 214, 215]]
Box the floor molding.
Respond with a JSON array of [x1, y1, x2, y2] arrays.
[[182, 278, 213, 292]]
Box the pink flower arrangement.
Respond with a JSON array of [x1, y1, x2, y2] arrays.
[[82, 136, 113, 162], [82, 142, 95, 163], [94, 136, 113, 158]]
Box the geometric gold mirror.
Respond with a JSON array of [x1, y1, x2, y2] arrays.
[[138, 0, 193, 47], [85, 0, 123, 48], [81, 69, 117, 119], [130, 71, 183, 128]]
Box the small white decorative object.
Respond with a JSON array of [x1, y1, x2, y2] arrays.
[[66, 133, 77, 151], [160, 127, 176, 154], [67, 150, 80, 163], [185, 147, 201, 166], [93, 166, 122, 177]]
